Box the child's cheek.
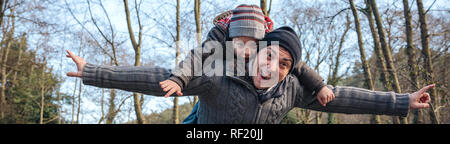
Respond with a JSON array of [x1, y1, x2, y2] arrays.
[[234, 48, 243, 57]]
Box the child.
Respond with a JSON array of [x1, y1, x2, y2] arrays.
[[158, 5, 335, 124]]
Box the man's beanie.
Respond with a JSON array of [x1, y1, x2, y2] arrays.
[[229, 4, 266, 40], [262, 26, 302, 73]]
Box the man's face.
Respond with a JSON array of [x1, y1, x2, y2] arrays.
[[252, 45, 293, 89], [232, 37, 257, 63]]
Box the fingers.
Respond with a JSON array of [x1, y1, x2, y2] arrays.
[[160, 81, 167, 89], [321, 96, 327, 106], [66, 50, 79, 63], [420, 93, 431, 103], [424, 93, 431, 103], [414, 103, 430, 109], [163, 86, 172, 92], [176, 91, 183, 96], [66, 50, 84, 65], [326, 95, 331, 104], [419, 84, 435, 94], [160, 80, 182, 97], [318, 96, 325, 106], [164, 88, 177, 98], [67, 72, 81, 77]]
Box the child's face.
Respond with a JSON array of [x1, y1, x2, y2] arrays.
[[232, 37, 257, 63]]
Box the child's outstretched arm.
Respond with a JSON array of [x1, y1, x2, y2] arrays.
[[293, 61, 335, 106], [295, 84, 434, 117], [161, 25, 228, 97]]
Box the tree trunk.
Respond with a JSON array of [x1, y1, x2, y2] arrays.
[[57, 79, 61, 124], [123, 0, 146, 124], [193, 0, 201, 104], [0, 1, 15, 119], [416, 0, 439, 124], [106, 89, 117, 124], [39, 83, 45, 124], [98, 88, 105, 124], [173, 0, 181, 124], [327, 13, 351, 124], [369, 0, 407, 124], [0, 35, 11, 119], [364, 0, 391, 124], [0, 0, 5, 27], [39, 66, 45, 124], [402, 0, 422, 124], [71, 79, 77, 124], [76, 79, 82, 123], [349, 0, 379, 124], [260, 0, 267, 16], [12, 34, 25, 86]]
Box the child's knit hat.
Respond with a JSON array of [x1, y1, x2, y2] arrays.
[[228, 4, 267, 40]]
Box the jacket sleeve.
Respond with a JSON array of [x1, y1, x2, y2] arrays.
[[294, 85, 410, 117], [81, 63, 212, 97], [169, 25, 228, 89], [292, 61, 326, 93]]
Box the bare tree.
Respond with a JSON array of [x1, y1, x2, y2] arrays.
[[369, 0, 406, 124], [0, 0, 16, 119], [327, 13, 351, 124], [173, 0, 181, 124], [0, 0, 5, 27], [416, 0, 439, 124], [76, 77, 82, 123], [193, 0, 201, 105], [66, 0, 126, 124], [39, 63, 45, 124], [401, 0, 422, 124], [123, 0, 146, 124], [349, 0, 379, 124], [260, 0, 272, 16]]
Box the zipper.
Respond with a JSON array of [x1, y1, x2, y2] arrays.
[[254, 103, 263, 124]]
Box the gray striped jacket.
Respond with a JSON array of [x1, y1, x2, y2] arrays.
[[82, 63, 410, 124]]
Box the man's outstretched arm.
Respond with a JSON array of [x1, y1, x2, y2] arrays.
[[295, 84, 433, 117]]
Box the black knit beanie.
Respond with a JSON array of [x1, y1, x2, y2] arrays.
[[261, 26, 302, 74]]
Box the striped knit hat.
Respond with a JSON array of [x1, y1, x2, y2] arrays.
[[229, 4, 266, 40]]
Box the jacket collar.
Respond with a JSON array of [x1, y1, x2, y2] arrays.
[[228, 75, 292, 103]]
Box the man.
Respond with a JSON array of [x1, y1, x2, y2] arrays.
[[66, 27, 432, 124]]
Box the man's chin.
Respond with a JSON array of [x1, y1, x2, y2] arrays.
[[253, 75, 277, 89]]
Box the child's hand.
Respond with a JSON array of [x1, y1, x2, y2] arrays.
[[317, 86, 335, 106], [160, 80, 183, 98]]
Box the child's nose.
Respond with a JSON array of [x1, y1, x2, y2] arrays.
[[266, 61, 277, 72]]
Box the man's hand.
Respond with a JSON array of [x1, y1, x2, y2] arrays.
[[317, 86, 335, 106], [409, 84, 435, 109], [66, 50, 86, 78], [160, 80, 183, 98]]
